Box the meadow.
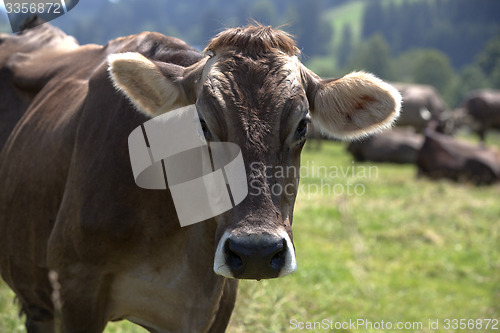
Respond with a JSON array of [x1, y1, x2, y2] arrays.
[[1, 139, 499, 332]]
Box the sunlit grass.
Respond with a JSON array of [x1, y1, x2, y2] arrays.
[[230, 140, 500, 332], [1, 140, 499, 332]]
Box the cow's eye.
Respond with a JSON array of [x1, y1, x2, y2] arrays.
[[199, 118, 212, 140], [296, 118, 310, 139]]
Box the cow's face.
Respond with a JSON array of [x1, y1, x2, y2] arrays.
[[197, 50, 309, 280], [108, 25, 401, 280]]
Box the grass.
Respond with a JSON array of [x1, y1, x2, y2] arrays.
[[228, 140, 500, 332], [1, 140, 499, 332]]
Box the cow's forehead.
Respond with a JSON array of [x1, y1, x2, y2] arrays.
[[197, 51, 307, 148], [201, 51, 304, 113]]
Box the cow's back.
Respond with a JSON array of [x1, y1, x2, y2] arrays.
[[464, 90, 500, 121], [392, 83, 446, 131], [417, 129, 500, 184]]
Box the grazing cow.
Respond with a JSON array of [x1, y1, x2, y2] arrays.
[[392, 83, 447, 132], [0, 21, 401, 332], [417, 129, 500, 185], [347, 128, 423, 164], [462, 90, 500, 143]]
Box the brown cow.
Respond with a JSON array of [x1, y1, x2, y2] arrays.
[[392, 83, 447, 132], [462, 89, 500, 143], [347, 128, 423, 164], [417, 129, 500, 185], [0, 22, 401, 332]]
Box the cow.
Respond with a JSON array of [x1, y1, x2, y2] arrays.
[[417, 128, 500, 185], [461, 89, 500, 143], [391, 83, 447, 132], [0, 21, 401, 332], [347, 128, 423, 164]]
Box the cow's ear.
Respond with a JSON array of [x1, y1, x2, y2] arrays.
[[306, 70, 401, 140], [108, 52, 196, 116]]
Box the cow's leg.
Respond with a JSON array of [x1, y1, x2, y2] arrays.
[[14, 275, 55, 333], [55, 268, 111, 333], [25, 317, 55, 333], [208, 279, 238, 333], [23, 304, 54, 333]]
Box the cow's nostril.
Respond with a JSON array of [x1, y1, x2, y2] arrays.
[[270, 239, 286, 270], [225, 239, 244, 276]]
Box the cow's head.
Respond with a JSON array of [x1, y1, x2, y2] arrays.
[[108, 25, 401, 280]]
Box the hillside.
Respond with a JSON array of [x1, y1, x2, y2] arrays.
[[1, 0, 499, 106], [1, 0, 498, 67]]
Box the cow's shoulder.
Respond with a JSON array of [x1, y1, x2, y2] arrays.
[[1, 25, 195, 265], [47, 31, 195, 263]]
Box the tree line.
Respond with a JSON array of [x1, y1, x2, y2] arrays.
[[1, 0, 499, 108], [309, 0, 500, 108], [362, 0, 500, 68]]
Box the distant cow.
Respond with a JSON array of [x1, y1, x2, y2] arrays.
[[417, 129, 500, 185], [0, 21, 401, 332], [392, 83, 447, 132], [347, 128, 423, 164], [462, 90, 500, 143]]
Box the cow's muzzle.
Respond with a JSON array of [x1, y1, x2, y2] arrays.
[[214, 231, 297, 280]]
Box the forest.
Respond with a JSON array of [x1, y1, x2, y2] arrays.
[[1, 0, 499, 107]]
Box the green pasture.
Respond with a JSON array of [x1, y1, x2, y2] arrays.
[[1, 139, 499, 332]]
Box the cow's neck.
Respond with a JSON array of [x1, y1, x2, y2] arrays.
[[107, 218, 227, 331]]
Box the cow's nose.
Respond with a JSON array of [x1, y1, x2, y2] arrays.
[[224, 234, 287, 279]]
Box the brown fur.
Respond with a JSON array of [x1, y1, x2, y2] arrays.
[[417, 128, 500, 184], [462, 90, 500, 142], [391, 83, 447, 132], [205, 24, 299, 57]]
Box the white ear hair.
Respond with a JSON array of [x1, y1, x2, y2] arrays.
[[312, 72, 401, 140], [108, 52, 182, 115]]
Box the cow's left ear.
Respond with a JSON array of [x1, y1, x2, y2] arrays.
[[108, 52, 198, 116], [305, 71, 401, 140]]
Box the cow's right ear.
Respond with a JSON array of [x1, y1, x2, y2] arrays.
[[108, 52, 197, 116]]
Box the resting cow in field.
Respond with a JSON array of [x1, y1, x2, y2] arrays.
[[0, 21, 401, 332], [392, 83, 447, 132], [461, 89, 500, 143], [347, 128, 423, 164], [417, 129, 500, 185]]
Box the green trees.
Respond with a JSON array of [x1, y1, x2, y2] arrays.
[[2, 0, 497, 108], [413, 50, 455, 93], [361, 0, 500, 68], [333, 0, 500, 108], [445, 35, 500, 105], [476, 35, 500, 86], [337, 24, 353, 68], [348, 34, 394, 80], [247, 0, 276, 26], [287, 0, 332, 57]]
